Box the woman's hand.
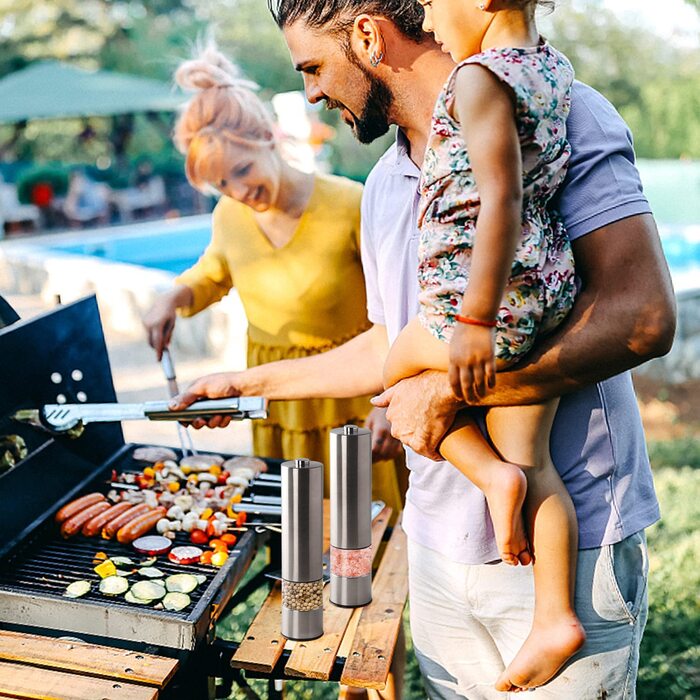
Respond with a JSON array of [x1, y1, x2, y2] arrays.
[[142, 286, 193, 361], [448, 323, 496, 403], [364, 407, 404, 462]]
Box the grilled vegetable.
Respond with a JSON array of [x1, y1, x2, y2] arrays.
[[139, 567, 165, 579], [124, 589, 152, 605], [211, 551, 229, 567], [165, 574, 198, 594], [55, 493, 106, 524], [64, 580, 91, 598], [101, 503, 151, 539], [116, 507, 167, 544], [132, 535, 171, 556], [162, 592, 190, 612], [168, 546, 203, 565], [131, 580, 166, 601], [94, 560, 117, 579], [111, 556, 135, 566], [99, 576, 130, 595], [61, 501, 111, 538]]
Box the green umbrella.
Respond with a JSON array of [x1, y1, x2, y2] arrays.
[[0, 61, 184, 124]]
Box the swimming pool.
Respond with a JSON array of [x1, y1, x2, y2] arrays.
[[39, 215, 700, 292], [46, 216, 212, 276]]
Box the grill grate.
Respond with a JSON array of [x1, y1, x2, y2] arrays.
[[0, 444, 277, 627], [0, 530, 220, 619]]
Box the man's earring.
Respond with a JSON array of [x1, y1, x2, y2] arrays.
[[369, 50, 384, 68], [478, 2, 485, 8]]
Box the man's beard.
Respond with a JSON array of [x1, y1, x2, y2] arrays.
[[331, 50, 393, 144]]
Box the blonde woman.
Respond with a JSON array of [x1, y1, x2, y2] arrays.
[[143, 47, 404, 512]]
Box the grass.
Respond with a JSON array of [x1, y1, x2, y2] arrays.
[[216, 437, 700, 699], [638, 440, 700, 700]]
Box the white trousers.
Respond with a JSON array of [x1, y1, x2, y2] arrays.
[[408, 532, 649, 699]]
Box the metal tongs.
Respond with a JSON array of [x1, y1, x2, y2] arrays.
[[13, 396, 268, 436], [160, 348, 197, 457]]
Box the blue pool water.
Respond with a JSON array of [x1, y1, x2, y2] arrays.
[[45, 216, 700, 286], [49, 220, 212, 275]]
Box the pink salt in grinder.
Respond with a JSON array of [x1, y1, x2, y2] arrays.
[[329, 425, 372, 607]]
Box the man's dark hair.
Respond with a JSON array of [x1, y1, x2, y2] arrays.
[[268, 0, 426, 43]]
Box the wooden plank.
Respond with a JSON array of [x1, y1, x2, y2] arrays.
[[284, 506, 393, 680], [231, 582, 285, 673], [0, 660, 157, 700], [0, 630, 178, 687], [340, 520, 408, 690], [230, 499, 334, 673]]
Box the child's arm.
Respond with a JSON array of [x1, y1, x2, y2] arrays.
[[448, 64, 522, 403]]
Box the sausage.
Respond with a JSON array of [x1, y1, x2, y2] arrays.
[[81, 501, 133, 537], [60, 501, 111, 538], [116, 507, 167, 544], [101, 503, 152, 540], [55, 493, 105, 524]]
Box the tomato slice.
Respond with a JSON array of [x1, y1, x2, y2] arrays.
[[168, 546, 204, 565]]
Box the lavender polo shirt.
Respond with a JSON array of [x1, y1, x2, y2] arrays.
[[361, 81, 660, 563]]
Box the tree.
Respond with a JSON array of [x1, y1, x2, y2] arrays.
[[543, 2, 700, 158]]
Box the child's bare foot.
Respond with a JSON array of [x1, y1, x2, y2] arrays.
[[483, 464, 529, 566], [494, 616, 586, 691]]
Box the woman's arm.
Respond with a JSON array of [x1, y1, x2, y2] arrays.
[[448, 66, 523, 401]]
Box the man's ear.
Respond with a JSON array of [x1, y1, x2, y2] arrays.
[[351, 14, 385, 66]]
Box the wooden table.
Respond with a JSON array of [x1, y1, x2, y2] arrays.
[[0, 630, 178, 700], [231, 504, 409, 691]]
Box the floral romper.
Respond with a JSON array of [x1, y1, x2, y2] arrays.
[[417, 43, 577, 366]]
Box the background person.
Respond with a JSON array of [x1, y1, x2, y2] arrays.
[[143, 45, 404, 512], [62, 169, 110, 227]]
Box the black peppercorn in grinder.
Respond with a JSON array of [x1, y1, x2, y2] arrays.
[[281, 458, 324, 640]]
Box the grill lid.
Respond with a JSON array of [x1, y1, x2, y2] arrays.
[[0, 296, 123, 559]]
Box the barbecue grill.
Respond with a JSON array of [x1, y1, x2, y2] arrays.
[[0, 295, 282, 697]]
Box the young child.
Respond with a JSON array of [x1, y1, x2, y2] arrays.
[[383, 0, 586, 691]]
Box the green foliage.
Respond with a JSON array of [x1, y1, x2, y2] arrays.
[[213, 0, 303, 94], [543, 3, 700, 159], [640, 462, 700, 699], [647, 437, 700, 470]]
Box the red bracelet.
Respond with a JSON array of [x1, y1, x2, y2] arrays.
[[455, 314, 497, 328]]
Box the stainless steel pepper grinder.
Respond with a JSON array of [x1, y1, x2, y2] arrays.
[[281, 458, 324, 640], [329, 425, 372, 607]]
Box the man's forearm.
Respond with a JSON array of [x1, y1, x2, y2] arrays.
[[244, 324, 388, 400], [476, 214, 676, 406]]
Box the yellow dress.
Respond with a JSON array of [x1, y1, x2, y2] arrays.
[[175, 173, 403, 514]]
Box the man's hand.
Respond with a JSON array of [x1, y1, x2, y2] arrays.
[[448, 323, 496, 402], [169, 371, 251, 429], [372, 371, 461, 460], [364, 406, 405, 462]]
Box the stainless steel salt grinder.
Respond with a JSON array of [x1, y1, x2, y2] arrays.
[[329, 425, 372, 607], [281, 458, 324, 640]]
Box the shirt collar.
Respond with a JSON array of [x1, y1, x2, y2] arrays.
[[393, 128, 421, 178]]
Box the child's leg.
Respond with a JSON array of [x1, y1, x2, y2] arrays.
[[485, 401, 585, 691], [383, 316, 450, 389], [439, 418, 529, 566], [386, 318, 530, 565]]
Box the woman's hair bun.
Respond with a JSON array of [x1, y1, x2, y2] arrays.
[[175, 44, 258, 93]]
